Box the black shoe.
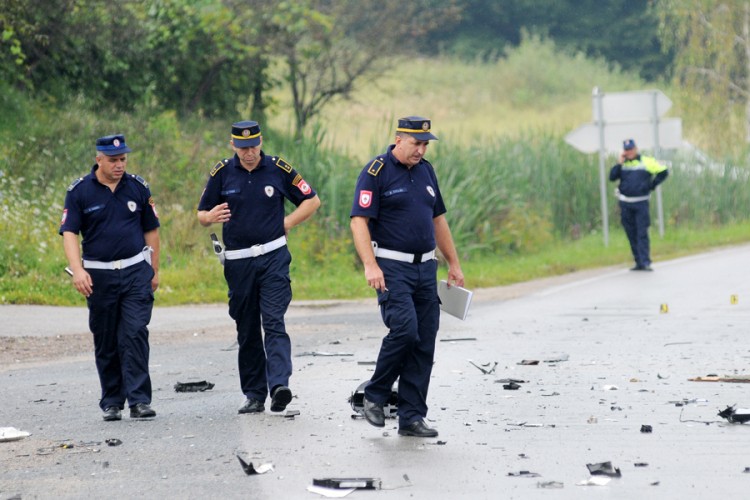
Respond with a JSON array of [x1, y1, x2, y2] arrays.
[[363, 397, 385, 427], [630, 265, 653, 272], [270, 386, 292, 412], [398, 419, 438, 438], [102, 407, 122, 422], [238, 398, 265, 414], [129, 403, 156, 419]]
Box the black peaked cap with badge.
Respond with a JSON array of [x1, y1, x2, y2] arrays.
[[231, 121, 262, 147], [397, 116, 438, 141], [96, 134, 132, 156]]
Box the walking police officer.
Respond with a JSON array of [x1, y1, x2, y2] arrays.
[[350, 116, 464, 437], [610, 138, 669, 271], [60, 134, 160, 421], [197, 120, 320, 414]]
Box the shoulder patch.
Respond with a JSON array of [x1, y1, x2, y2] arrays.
[[67, 177, 84, 192], [275, 157, 293, 174], [367, 158, 384, 176], [131, 174, 149, 188], [210, 159, 229, 177]]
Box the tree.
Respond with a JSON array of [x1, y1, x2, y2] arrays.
[[266, 0, 459, 138], [656, 0, 750, 144]]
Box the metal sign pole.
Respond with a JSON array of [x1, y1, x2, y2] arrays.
[[651, 91, 665, 237], [594, 87, 609, 246]]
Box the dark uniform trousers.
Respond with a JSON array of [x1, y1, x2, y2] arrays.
[[225, 246, 293, 401], [365, 258, 440, 427], [86, 262, 155, 411], [620, 200, 651, 268]]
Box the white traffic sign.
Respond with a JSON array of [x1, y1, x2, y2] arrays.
[[594, 89, 672, 123], [565, 118, 682, 154]]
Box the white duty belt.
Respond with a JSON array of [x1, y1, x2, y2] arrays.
[[615, 188, 650, 203], [224, 236, 287, 260], [372, 242, 436, 264], [83, 246, 153, 270]]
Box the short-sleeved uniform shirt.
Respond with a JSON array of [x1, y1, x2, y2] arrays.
[[59, 165, 160, 261], [350, 145, 446, 254], [197, 152, 317, 250]]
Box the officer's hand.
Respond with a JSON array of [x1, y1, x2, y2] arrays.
[[151, 272, 159, 292], [364, 263, 386, 292], [211, 203, 231, 224], [618, 152, 626, 163], [71, 269, 93, 297], [447, 266, 465, 288]]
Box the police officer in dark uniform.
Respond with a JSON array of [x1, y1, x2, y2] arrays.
[[609, 138, 669, 271], [197, 120, 320, 414], [60, 134, 160, 421], [350, 116, 464, 437]]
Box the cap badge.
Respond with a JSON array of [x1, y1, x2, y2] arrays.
[[242, 129, 251, 137], [113, 138, 121, 147], [422, 122, 429, 131]]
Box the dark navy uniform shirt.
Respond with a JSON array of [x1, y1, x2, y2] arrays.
[[350, 145, 446, 254], [197, 152, 317, 250], [59, 165, 160, 261]]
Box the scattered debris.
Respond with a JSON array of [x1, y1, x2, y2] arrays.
[[634, 463, 649, 467], [312, 478, 381, 490], [357, 361, 376, 365], [659, 303, 668, 313], [671, 398, 709, 407], [537, 481, 564, 489], [543, 354, 569, 363], [221, 341, 239, 351], [495, 378, 526, 384], [743, 467, 750, 473], [689, 375, 750, 383], [296, 351, 353, 357], [349, 380, 398, 418], [640, 425, 653, 433], [602, 385, 618, 391], [0, 427, 31, 442], [237, 455, 274, 475], [468, 360, 497, 375], [503, 382, 521, 390], [174, 380, 215, 392], [577, 477, 610, 486], [718, 405, 750, 423], [105, 438, 122, 447], [439, 337, 477, 342], [517, 359, 539, 365], [284, 410, 300, 418], [587, 416, 598, 424], [586, 461, 621, 477], [508, 470, 541, 477]]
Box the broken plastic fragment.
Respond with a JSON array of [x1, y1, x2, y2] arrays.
[[285, 409, 300, 418], [468, 360, 497, 375], [517, 359, 539, 365], [0, 427, 31, 442], [237, 455, 274, 475], [577, 477, 611, 486], [174, 380, 215, 392], [507, 470, 541, 477], [537, 481, 564, 489], [503, 382, 521, 390], [718, 405, 750, 423], [640, 425, 653, 433], [296, 351, 353, 357], [312, 478, 381, 490], [105, 438, 122, 446], [586, 461, 621, 477]]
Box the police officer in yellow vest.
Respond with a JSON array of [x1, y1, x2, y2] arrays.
[[609, 139, 669, 271]]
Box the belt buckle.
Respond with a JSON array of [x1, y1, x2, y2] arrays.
[[250, 244, 263, 257], [412, 253, 422, 264], [113, 260, 122, 270]]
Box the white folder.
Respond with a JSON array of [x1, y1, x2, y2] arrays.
[[437, 280, 473, 320]]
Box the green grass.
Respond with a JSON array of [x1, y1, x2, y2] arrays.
[[3, 37, 750, 306]]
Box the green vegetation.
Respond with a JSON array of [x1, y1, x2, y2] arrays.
[[2, 38, 750, 306]]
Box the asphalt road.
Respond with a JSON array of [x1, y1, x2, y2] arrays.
[[2, 245, 750, 499]]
